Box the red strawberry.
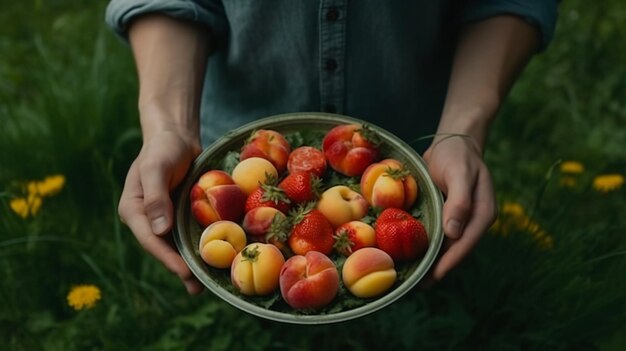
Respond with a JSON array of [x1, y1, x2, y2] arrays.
[[374, 208, 428, 261], [333, 221, 376, 256], [288, 204, 335, 255], [278, 172, 322, 204], [245, 182, 291, 214]]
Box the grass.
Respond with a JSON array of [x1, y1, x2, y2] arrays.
[[1, 1, 625, 350]]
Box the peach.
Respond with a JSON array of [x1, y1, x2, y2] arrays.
[[190, 170, 247, 227], [316, 185, 369, 227], [231, 243, 285, 296], [342, 247, 397, 298], [240, 129, 291, 173], [322, 124, 380, 176], [242, 206, 286, 237], [231, 157, 278, 195], [279, 251, 339, 309], [360, 159, 418, 210], [198, 220, 247, 269], [333, 221, 376, 256]]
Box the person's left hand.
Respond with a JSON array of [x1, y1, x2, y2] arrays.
[[421, 135, 498, 284]]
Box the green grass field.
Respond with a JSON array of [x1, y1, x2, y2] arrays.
[[1, 1, 625, 350]]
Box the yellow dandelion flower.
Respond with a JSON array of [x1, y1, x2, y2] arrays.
[[525, 225, 553, 249], [525, 220, 541, 234], [560, 161, 584, 174], [35, 175, 66, 197], [27, 181, 38, 196], [10, 198, 30, 219], [593, 174, 624, 193], [559, 176, 577, 188], [9, 193, 43, 219], [9, 174, 65, 219], [537, 235, 554, 250], [501, 202, 525, 217], [67, 285, 101, 310], [491, 202, 529, 236]]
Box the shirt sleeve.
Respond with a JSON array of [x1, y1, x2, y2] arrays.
[[105, 0, 227, 40], [462, 0, 559, 51]]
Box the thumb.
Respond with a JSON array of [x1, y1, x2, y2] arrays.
[[140, 162, 175, 235]]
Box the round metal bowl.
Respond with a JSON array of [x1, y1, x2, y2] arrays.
[[173, 112, 443, 324]]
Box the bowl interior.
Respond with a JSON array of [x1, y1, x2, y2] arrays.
[[173, 112, 443, 324]]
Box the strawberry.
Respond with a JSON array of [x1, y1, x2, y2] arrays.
[[374, 208, 428, 261], [288, 204, 335, 255], [278, 172, 322, 204], [245, 179, 291, 214], [333, 221, 376, 256]]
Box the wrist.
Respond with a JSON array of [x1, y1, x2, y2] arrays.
[[435, 99, 499, 152], [138, 103, 201, 149]]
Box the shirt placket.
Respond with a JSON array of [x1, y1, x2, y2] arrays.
[[319, 0, 348, 114]]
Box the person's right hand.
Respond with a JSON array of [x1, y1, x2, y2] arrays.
[[118, 128, 204, 294]]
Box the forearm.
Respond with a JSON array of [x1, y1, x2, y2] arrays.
[[437, 15, 539, 151], [129, 14, 210, 143]]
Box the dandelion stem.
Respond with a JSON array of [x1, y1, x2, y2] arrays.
[[528, 159, 562, 222], [80, 253, 116, 294]]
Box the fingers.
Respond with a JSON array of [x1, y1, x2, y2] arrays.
[[432, 167, 496, 280], [119, 163, 204, 295], [442, 165, 476, 240], [127, 209, 204, 294], [123, 197, 204, 295], [139, 158, 175, 236]]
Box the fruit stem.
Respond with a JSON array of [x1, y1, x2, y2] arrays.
[[241, 245, 260, 262]]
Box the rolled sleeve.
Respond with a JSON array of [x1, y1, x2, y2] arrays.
[[105, 0, 226, 40], [462, 0, 559, 51]]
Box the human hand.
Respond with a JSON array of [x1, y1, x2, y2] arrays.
[[421, 135, 498, 283], [118, 129, 204, 294]]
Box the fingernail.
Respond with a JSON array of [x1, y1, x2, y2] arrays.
[[151, 216, 168, 234], [446, 219, 462, 238]]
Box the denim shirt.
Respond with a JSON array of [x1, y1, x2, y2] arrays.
[[106, 0, 558, 149]]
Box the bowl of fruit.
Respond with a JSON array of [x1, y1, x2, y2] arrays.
[[173, 112, 444, 324]]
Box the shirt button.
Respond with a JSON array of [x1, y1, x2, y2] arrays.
[[325, 58, 338, 71], [324, 104, 336, 113], [326, 8, 339, 21]]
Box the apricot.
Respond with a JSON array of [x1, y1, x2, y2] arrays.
[[316, 185, 369, 227], [342, 247, 397, 298], [198, 221, 247, 269], [231, 243, 285, 296], [231, 157, 278, 195], [333, 220, 376, 256], [360, 159, 418, 210]]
